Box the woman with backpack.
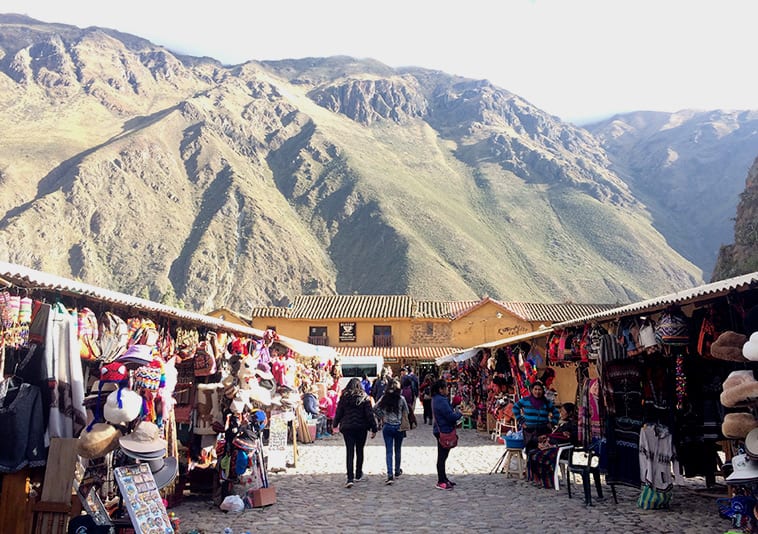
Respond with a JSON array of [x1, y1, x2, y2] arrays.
[[373, 378, 409, 485]]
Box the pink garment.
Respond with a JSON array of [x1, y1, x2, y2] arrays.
[[322, 390, 338, 419], [271, 358, 286, 386]]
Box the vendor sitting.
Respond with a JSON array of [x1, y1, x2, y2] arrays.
[[526, 402, 578, 489], [303, 386, 329, 438]]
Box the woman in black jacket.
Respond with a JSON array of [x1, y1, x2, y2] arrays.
[[333, 377, 378, 487]]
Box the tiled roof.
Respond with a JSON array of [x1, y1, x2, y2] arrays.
[[250, 306, 291, 319], [335, 346, 461, 361], [289, 295, 417, 319], [252, 296, 616, 323], [551, 271, 758, 329]]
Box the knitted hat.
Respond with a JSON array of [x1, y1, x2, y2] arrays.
[[103, 387, 143, 425]]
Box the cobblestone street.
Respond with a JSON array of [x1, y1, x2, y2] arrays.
[[173, 417, 729, 534]]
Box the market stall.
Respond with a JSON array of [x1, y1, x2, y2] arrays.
[[0, 261, 336, 533]]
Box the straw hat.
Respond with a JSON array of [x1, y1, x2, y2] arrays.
[[77, 423, 122, 459]]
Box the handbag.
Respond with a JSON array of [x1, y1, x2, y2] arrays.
[[399, 408, 411, 432], [439, 428, 458, 449]]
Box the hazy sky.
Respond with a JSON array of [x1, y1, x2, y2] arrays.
[[4, 0, 757, 123]]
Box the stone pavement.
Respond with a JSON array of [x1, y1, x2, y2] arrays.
[[172, 421, 731, 534]]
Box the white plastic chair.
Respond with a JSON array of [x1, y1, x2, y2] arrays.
[[554, 445, 574, 491]]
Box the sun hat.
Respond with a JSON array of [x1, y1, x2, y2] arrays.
[[77, 423, 122, 459], [721, 370, 758, 408], [254, 362, 274, 381], [723, 412, 758, 440], [727, 454, 758, 484], [746, 428, 758, 460], [119, 421, 167, 454], [120, 450, 178, 489], [117, 344, 154, 366], [743, 332, 758, 362], [103, 387, 143, 425]]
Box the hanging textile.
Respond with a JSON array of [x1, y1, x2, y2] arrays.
[[45, 301, 86, 438]]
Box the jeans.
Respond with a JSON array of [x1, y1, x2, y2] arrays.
[[312, 414, 327, 436], [382, 423, 404, 477], [435, 434, 451, 483], [342, 428, 368, 481]]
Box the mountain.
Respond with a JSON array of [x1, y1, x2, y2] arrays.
[[585, 110, 758, 275], [0, 15, 718, 311], [712, 156, 758, 279]]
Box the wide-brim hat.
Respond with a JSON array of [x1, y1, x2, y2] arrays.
[[711, 331, 748, 361], [121, 445, 167, 460], [117, 344, 154, 366], [119, 421, 167, 454], [721, 370, 758, 408], [77, 423, 122, 459], [723, 412, 758, 439], [103, 388, 143, 425], [727, 454, 758, 483], [147, 457, 178, 490], [747, 428, 758, 460], [245, 383, 272, 406], [744, 332, 758, 362]]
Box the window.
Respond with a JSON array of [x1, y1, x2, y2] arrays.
[[373, 325, 392, 347], [308, 326, 328, 346]]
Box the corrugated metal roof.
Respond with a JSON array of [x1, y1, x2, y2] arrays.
[[500, 302, 618, 323], [551, 271, 758, 329], [0, 261, 265, 335], [335, 345, 461, 361], [0, 261, 340, 359], [414, 300, 455, 319]]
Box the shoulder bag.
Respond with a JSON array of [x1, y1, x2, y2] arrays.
[[433, 402, 458, 448], [399, 407, 411, 432]]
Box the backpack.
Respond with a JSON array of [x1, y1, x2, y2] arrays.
[[97, 311, 129, 363], [78, 307, 101, 362]]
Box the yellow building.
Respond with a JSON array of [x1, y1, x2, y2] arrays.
[[245, 295, 614, 373]]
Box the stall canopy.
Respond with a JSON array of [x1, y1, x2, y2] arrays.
[[0, 261, 337, 360], [549, 271, 758, 330], [435, 327, 555, 365]]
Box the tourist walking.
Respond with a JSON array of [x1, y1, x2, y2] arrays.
[[374, 378, 409, 485], [333, 377, 378, 488], [431, 379, 461, 490]]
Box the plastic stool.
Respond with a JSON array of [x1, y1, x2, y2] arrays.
[[461, 416, 474, 429], [503, 448, 525, 478]]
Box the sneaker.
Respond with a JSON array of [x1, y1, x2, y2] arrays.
[[354, 474, 363, 482], [384, 477, 394, 485], [394, 469, 403, 477], [446, 479, 456, 487], [345, 480, 354, 488], [435, 481, 453, 490]]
